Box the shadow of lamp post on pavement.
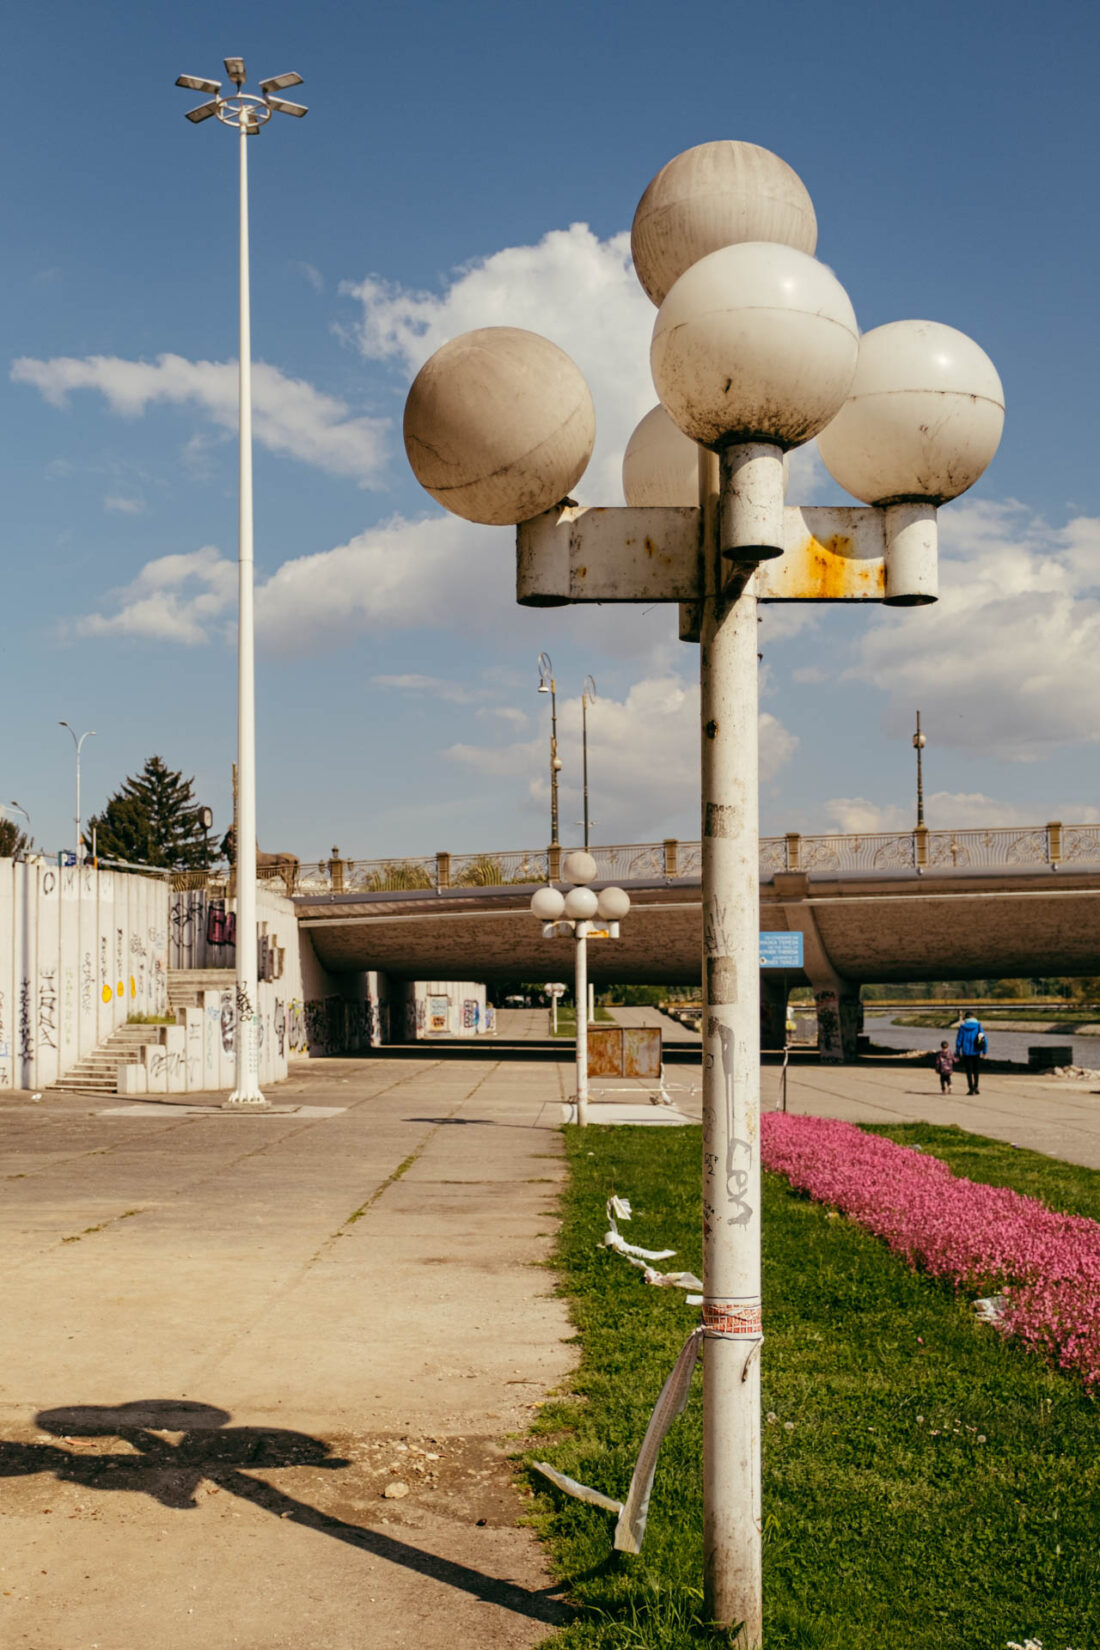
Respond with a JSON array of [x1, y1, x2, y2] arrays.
[[401, 138, 1004, 1640]]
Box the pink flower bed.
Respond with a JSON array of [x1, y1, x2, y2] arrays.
[[760, 1114, 1100, 1393]]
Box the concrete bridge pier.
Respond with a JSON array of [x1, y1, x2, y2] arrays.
[[773, 872, 861, 1063], [760, 975, 788, 1051]]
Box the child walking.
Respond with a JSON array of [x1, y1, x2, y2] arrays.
[[934, 1041, 956, 1094]]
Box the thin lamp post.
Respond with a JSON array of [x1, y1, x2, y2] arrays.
[[913, 709, 926, 829], [581, 675, 596, 849], [537, 652, 561, 848], [175, 58, 307, 1108], [59, 723, 94, 864]]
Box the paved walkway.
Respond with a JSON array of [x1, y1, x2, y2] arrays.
[[0, 1058, 575, 1650], [780, 1060, 1100, 1171], [5, 1051, 1100, 1650]]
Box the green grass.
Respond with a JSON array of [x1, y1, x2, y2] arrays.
[[529, 1125, 1100, 1649], [551, 1006, 617, 1037]]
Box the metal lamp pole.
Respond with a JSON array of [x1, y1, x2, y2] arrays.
[[537, 653, 561, 848], [59, 723, 95, 864], [581, 675, 596, 849], [175, 57, 307, 1108], [913, 710, 926, 828]]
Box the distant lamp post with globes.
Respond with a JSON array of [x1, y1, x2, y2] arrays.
[[536, 652, 561, 853], [530, 851, 630, 1126], [913, 710, 927, 829], [402, 139, 1004, 1639], [174, 56, 306, 1108], [59, 723, 94, 865]]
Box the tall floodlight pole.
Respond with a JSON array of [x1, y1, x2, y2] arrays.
[[403, 139, 1005, 1639], [59, 723, 95, 864], [537, 653, 561, 849], [581, 675, 596, 849], [175, 58, 307, 1108], [913, 710, 927, 828]]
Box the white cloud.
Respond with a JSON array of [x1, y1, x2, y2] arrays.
[[824, 792, 1100, 833], [850, 500, 1100, 757], [73, 545, 235, 646], [12, 352, 389, 484], [347, 223, 657, 507], [103, 494, 145, 515], [445, 673, 798, 842]]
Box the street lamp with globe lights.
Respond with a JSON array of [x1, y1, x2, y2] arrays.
[[174, 58, 307, 1109], [536, 653, 562, 850], [404, 138, 1003, 1637], [913, 710, 927, 830], [530, 850, 630, 1127]]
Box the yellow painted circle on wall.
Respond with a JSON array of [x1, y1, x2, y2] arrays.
[[130, 976, 137, 997], [102, 984, 113, 1003], [117, 981, 125, 999]]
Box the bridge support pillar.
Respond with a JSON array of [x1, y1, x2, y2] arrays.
[[813, 981, 862, 1064], [773, 872, 861, 1063], [760, 975, 788, 1053]]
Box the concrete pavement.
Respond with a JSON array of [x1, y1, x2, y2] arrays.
[[1, 1056, 575, 1650]]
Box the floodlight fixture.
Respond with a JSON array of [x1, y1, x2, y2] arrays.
[[185, 101, 219, 123], [224, 56, 246, 84], [259, 71, 303, 92], [265, 96, 308, 117], [176, 74, 221, 94]]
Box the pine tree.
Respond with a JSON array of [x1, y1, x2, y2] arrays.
[[0, 818, 33, 858], [85, 756, 209, 869]]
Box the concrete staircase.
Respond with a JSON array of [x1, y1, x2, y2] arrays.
[[48, 971, 237, 1097], [50, 1023, 157, 1097], [167, 969, 235, 1014]]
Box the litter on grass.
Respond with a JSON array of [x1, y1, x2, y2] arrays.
[[602, 1197, 702, 1294]]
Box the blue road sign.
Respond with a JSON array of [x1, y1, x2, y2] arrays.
[[759, 931, 804, 969]]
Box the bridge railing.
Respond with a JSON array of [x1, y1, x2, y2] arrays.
[[293, 821, 1100, 895]]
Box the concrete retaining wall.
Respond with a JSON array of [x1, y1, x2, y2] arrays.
[[0, 859, 169, 1091]]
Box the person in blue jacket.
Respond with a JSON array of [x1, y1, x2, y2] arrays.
[[955, 1011, 987, 1095]]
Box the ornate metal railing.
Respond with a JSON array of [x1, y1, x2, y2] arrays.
[[293, 821, 1100, 896]]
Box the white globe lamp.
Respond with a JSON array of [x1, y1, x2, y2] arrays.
[[561, 849, 598, 885], [530, 886, 565, 921], [596, 886, 631, 921], [651, 242, 859, 452], [403, 327, 596, 525], [816, 320, 1005, 505], [563, 886, 599, 921], [622, 404, 700, 506], [632, 140, 818, 307]]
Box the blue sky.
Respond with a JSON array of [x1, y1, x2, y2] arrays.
[[3, 0, 1098, 863]]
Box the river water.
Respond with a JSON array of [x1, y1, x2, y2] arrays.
[[862, 1013, 1099, 1069]]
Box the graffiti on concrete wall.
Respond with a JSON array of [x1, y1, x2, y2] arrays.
[[19, 978, 32, 1066], [38, 969, 58, 1051]]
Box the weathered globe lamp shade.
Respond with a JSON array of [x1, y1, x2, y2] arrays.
[[561, 849, 598, 886], [622, 404, 700, 506], [530, 886, 566, 921], [651, 242, 859, 452], [563, 885, 599, 921], [816, 320, 1005, 505], [403, 327, 596, 525], [623, 403, 791, 506], [632, 140, 818, 307], [596, 885, 631, 922]]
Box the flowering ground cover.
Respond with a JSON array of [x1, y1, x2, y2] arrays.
[[762, 1114, 1100, 1393], [532, 1124, 1098, 1650]]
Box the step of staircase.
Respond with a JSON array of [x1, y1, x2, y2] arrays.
[[50, 1021, 172, 1096]]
